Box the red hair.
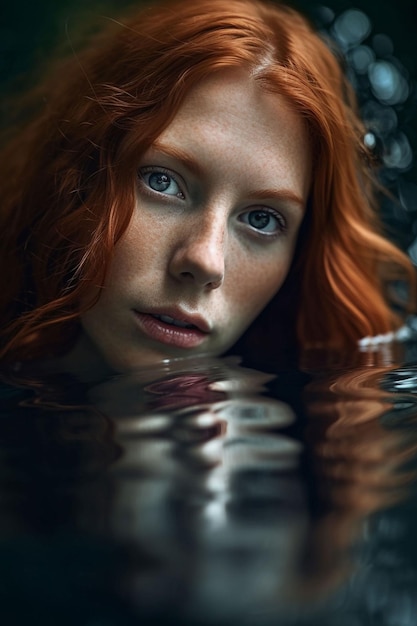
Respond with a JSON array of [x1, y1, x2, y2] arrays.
[[0, 0, 415, 365]]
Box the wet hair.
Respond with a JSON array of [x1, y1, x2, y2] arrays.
[[0, 0, 415, 365]]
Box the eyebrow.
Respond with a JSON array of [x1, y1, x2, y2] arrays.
[[150, 141, 205, 177], [246, 189, 306, 211], [150, 141, 306, 211]]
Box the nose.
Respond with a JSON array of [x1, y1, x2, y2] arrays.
[[169, 215, 226, 290]]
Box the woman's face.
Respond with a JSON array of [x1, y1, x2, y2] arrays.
[[79, 70, 311, 372]]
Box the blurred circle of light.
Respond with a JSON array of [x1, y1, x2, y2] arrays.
[[362, 101, 398, 135], [398, 180, 417, 212], [372, 33, 394, 57], [333, 9, 371, 48], [407, 237, 417, 265], [350, 45, 375, 74], [316, 5, 335, 25], [383, 132, 413, 170], [364, 132, 377, 150], [368, 60, 409, 105]]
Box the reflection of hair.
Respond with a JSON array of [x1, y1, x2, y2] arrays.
[[304, 365, 417, 512], [298, 365, 417, 596], [0, 0, 415, 364]]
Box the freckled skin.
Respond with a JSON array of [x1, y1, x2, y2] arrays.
[[78, 70, 312, 372]]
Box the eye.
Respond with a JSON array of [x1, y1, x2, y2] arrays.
[[240, 208, 286, 235], [139, 167, 185, 199]]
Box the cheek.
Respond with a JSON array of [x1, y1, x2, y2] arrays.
[[227, 248, 293, 320], [104, 217, 163, 287]]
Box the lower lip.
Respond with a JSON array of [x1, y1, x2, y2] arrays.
[[134, 312, 208, 349]]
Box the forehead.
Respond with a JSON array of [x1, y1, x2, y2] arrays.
[[155, 69, 312, 200]]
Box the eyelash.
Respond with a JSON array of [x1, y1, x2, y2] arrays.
[[138, 166, 186, 200], [239, 208, 287, 237], [138, 166, 287, 238]]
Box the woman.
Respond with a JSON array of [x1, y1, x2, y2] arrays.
[[0, 0, 414, 376]]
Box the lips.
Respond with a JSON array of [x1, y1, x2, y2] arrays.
[[149, 309, 210, 333], [133, 308, 210, 349], [151, 313, 196, 329]]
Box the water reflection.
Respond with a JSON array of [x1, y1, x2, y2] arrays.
[[305, 367, 417, 512], [2, 355, 417, 624]]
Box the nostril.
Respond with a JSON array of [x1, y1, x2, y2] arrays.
[[207, 280, 221, 290], [179, 270, 223, 289], [207, 274, 224, 289], [180, 271, 194, 280]]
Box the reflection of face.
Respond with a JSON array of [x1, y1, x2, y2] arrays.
[[80, 70, 311, 372]]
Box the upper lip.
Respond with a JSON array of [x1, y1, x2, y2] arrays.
[[136, 308, 211, 333]]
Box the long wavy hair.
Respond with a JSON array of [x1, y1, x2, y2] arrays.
[[0, 0, 415, 366]]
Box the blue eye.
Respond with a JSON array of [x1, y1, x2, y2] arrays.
[[140, 168, 185, 199], [240, 209, 285, 235]]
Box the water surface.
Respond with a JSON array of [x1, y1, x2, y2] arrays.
[[2, 349, 417, 625]]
